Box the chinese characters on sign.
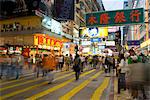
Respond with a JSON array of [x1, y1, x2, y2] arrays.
[[86, 8, 144, 27]]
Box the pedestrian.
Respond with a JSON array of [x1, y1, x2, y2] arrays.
[[28, 56, 32, 70], [1, 54, 9, 79], [80, 55, 85, 72], [70, 54, 73, 67], [126, 49, 143, 99], [85, 56, 88, 66], [73, 54, 81, 80], [42, 54, 49, 77], [128, 49, 142, 64], [35, 54, 42, 78], [118, 54, 127, 93], [92, 55, 99, 69], [10, 54, 17, 78], [64, 54, 70, 71], [16, 53, 24, 79], [6, 54, 12, 79], [58, 55, 64, 71], [112, 55, 116, 73], [46, 69, 54, 84]]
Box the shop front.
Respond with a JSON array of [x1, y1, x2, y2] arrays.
[[33, 34, 63, 56]]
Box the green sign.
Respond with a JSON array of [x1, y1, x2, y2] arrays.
[[86, 8, 144, 27]]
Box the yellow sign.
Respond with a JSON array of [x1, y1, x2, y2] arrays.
[[0, 16, 41, 32], [34, 36, 39, 46], [140, 39, 150, 48]]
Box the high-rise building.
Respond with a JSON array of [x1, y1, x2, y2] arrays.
[[127, 0, 150, 53], [62, 0, 105, 44]]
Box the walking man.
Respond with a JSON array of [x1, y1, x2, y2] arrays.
[[73, 54, 81, 80]]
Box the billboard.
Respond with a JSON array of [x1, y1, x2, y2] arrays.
[[86, 8, 144, 27], [54, 0, 74, 21], [79, 27, 108, 38], [0, 0, 55, 20]]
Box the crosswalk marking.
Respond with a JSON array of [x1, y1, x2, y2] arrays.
[[114, 77, 118, 100], [0, 78, 42, 91], [26, 69, 96, 100], [0, 73, 34, 85], [0, 72, 75, 99], [0, 71, 75, 92], [0, 70, 71, 86], [59, 71, 103, 100], [91, 77, 110, 100]]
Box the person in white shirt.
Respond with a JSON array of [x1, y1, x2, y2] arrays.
[[118, 54, 127, 93]]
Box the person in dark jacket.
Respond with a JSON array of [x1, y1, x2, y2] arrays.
[[73, 54, 81, 80]]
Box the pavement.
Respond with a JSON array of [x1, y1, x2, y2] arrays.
[[0, 65, 149, 100]]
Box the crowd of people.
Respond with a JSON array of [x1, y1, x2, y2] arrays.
[[0, 49, 150, 99]]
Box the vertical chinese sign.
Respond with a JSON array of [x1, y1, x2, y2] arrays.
[[86, 8, 144, 27]]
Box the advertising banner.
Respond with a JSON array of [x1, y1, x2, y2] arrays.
[[90, 38, 101, 42], [0, 0, 55, 20], [54, 0, 74, 21], [79, 27, 108, 38], [127, 40, 140, 46]]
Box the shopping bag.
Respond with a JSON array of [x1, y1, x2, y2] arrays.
[[104, 65, 108, 69]]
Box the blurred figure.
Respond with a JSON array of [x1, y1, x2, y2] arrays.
[[70, 54, 73, 67], [46, 69, 54, 84], [85, 56, 88, 66], [80, 55, 85, 72], [35, 54, 42, 78], [73, 54, 81, 80], [112, 56, 116, 73], [128, 49, 142, 64], [126, 49, 147, 99], [27, 56, 32, 69], [58, 55, 64, 71], [6, 54, 12, 79], [64, 54, 70, 71], [104, 55, 111, 76], [16, 53, 24, 79], [139, 53, 147, 63], [88, 56, 93, 68], [92, 55, 99, 69], [0, 54, 9, 79], [118, 54, 127, 93], [42, 54, 49, 77]]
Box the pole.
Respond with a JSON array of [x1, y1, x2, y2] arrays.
[[146, 0, 149, 40]]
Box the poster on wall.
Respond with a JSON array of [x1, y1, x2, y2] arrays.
[[79, 27, 108, 38], [54, 0, 74, 21]]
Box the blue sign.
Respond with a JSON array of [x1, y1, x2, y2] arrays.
[[90, 38, 101, 42], [127, 40, 140, 46]]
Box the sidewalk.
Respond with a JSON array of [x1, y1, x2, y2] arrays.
[[114, 76, 150, 100], [114, 76, 131, 100]]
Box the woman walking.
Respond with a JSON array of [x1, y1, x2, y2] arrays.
[[73, 54, 81, 80]]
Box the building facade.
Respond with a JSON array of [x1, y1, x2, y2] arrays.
[[126, 0, 149, 52]]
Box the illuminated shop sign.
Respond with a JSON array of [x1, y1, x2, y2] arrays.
[[34, 35, 63, 47], [79, 27, 108, 38], [106, 41, 115, 46], [42, 17, 62, 35], [90, 38, 101, 42]]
